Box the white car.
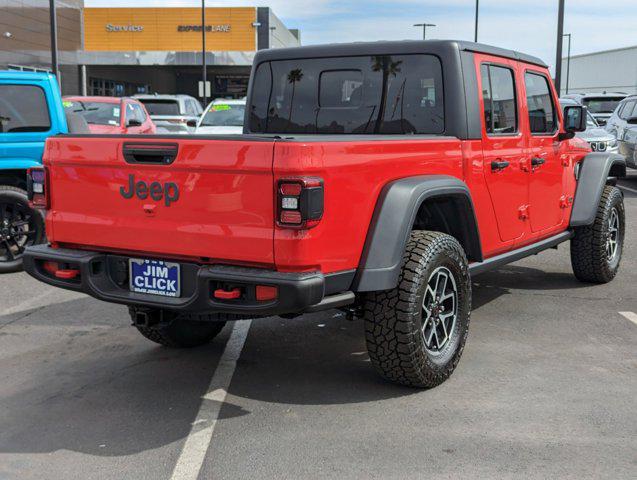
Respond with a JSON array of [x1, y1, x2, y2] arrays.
[[133, 94, 203, 134], [195, 99, 246, 135]]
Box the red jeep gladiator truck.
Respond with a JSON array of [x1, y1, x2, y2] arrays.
[[24, 41, 626, 388]]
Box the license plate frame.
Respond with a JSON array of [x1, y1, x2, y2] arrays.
[[129, 258, 181, 298]]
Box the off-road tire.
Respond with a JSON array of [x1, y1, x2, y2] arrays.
[[0, 185, 45, 274], [131, 309, 227, 348], [362, 231, 471, 388], [571, 185, 624, 283]]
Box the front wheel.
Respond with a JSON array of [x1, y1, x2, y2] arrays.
[[571, 185, 625, 283], [0, 186, 45, 273], [362, 231, 471, 388]]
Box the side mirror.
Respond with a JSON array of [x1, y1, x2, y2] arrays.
[[126, 119, 142, 127], [627, 116, 637, 125], [186, 119, 198, 128], [564, 105, 587, 132]]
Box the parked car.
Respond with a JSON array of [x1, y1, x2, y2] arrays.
[[195, 98, 246, 135], [133, 94, 202, 134], [561, 92, 626, 126], [604, 94, 637, 168], [24, 41, 625, 389], [0, 71, 89, 272], [63, 96, 156, 134], [560, 98, 618, 153]]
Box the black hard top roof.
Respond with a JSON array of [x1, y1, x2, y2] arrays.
[[254, 40, 548, 68]]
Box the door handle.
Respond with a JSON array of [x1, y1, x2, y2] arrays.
[[491, 160, 510, 171], [531, 157, 546, 168]]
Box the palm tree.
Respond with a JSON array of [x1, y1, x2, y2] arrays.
[[371, 56, 402, 133], [286, 68, 304, 128]]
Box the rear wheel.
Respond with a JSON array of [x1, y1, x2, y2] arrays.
[[571, 185, 624, 283], [130, 308, 227, 348], [0, 186, 45, 273], [362, 231, 471, 388]]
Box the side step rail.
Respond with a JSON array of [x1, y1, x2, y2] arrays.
[[469, 231, 573, 276]]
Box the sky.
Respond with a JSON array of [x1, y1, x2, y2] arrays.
[[85, 0, 637, 72]]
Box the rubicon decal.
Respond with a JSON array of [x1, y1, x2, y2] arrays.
[[120, 174, 179, 206]]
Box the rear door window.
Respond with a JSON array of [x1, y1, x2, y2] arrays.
[[480, 64, 517, 135], [0, 85, 51, 133], [249, 54, 444, 134], [524, 72, 557, 134]]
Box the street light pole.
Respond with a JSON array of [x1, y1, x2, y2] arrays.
[[563, 33, 572, 94], [49, 0, 59, 82], [474, 0, 479, 42], [413, 23, 436, 40], [201, 0, 207, 107], [554, 0, 565, 96]]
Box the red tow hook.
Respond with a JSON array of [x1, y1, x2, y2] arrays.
[[54, 269, 80, 280], [213, 288, 242, 300]]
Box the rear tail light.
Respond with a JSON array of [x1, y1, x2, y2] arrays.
[[27, 167, 49, 209], [277, 177, 324, 229]]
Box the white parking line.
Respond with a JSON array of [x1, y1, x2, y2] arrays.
[[170, 319, 252, 480], [619, 311, 637, 326], [619, 184, 637, 195]]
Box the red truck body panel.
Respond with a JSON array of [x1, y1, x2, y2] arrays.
[[44, 137, 276, 267], [41, 50, 589, 278]]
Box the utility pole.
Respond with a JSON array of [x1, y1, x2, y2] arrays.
[[413, 23, 436, 40], [201, 0, 207, 107], [563, 33, 572, 94], [474, 0, 479, 42], [554, 0, 566, 96], [49, 0, 59, 82]]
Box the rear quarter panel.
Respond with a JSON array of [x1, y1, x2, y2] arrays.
[[273, 138, 465, 273]]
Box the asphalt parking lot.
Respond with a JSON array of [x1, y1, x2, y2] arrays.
[[1, 175, 636, 480]]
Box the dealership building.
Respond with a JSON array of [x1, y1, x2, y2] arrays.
[[0, 3, 301, 99], [560, 45, 637, 95]]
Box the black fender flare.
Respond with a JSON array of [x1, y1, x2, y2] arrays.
[[352, 175, 482, 292], [570, 152, 626, 227]]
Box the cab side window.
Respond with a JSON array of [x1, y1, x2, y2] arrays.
[[619, 100, 636, 120], [132, 103, 146, 123], [125, 103, 136, 125], [480, 64, 517, 135], [524, 72, 557, 134]]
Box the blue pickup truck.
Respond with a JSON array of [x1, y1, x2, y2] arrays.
[[0, 71, 86, 272]]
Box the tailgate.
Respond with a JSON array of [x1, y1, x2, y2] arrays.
[[45, 136, 276, 266]]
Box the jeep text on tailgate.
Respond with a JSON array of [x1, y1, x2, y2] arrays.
[[24, 41, 626, 388]]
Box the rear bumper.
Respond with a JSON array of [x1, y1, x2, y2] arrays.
[[23, 244, 330, 316]]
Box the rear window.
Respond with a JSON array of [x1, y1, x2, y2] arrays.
[[137, 99, 181, 116], [201, 103, 246, 127], [64, 100, 120, 126], [0, 85, 51, 133], [583, 97, 624, 114], [249, 54, 444, 134]]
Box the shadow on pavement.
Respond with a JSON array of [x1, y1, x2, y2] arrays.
[[0, 298, 247, 457]]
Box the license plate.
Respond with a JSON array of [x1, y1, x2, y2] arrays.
[[129, 259, 180, 297]]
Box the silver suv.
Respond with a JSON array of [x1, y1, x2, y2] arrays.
[[133, 94, 203, 134], [605, 94, 637, 168], [560, 98, 618, 154], [561, 92, 626, 126]]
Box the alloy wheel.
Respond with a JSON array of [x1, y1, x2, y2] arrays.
[[421, 266, 458, 354], [0, 202, 38, 263]]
